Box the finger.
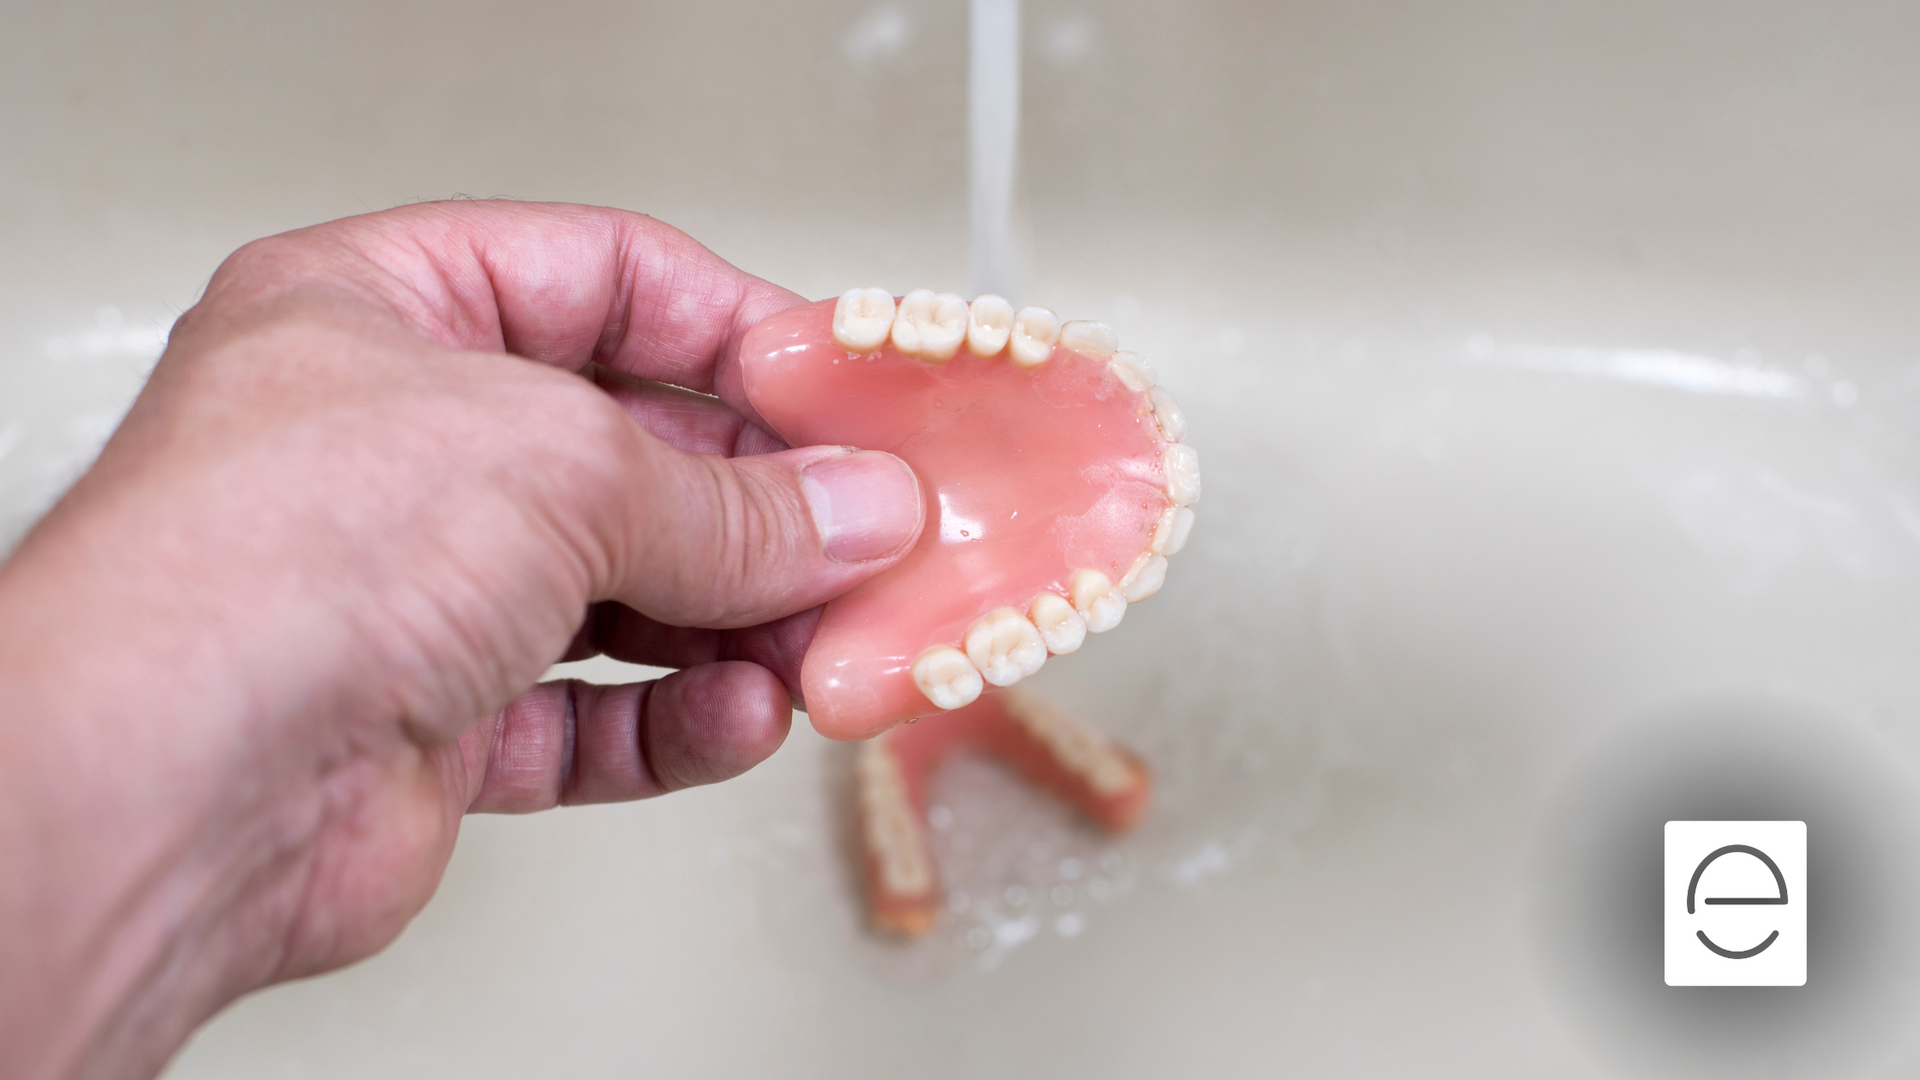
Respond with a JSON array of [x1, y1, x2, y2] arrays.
[[464, 662, 792, 813], [589, 365, 786, 458], [599, 435, 923, 628], [561, 603, 819, 705], [283, 201, 804, 426]]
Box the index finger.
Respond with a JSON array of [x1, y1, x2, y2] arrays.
[[273, 200, 806, 422]]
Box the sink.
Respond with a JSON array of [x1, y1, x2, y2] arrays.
[[4, 1, 1918, 1076]]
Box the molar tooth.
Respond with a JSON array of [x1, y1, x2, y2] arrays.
[[1148, 386, 1187, 442], [1164, 443, 1202, 507], [890, 289, 969, 361], [1108, 351, 1158, 392], [966, 294, 1014, 357], [1058, 320, 1118, 359], [911, 645, 983, 710], [1008, 306, 1061, 367], [832, 287, 896, 353], [1119, 552, 1169, 602], [963, 607, 1048, 687], [1027, 592, 1087, 655], [1151, 505, 1196, 556], [1068, 568, 1128, 633]]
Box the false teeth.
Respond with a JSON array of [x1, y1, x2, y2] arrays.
[[832, 287, 897, 353], [1148, 387, 1186, 442], [891, 289, 969, 361], [1028, 591, 1088, 655], [1058, 320, 1118, 359], [857, 740, 935, 895], [1151, 505, 1195, 556], [966, 294, 1015, 357], [964, 607, 1048, 687], [911, 645, 984, 710], [1009, 306, 1061, 367], [1069, 568, 1128, 633], [1109, 351, 1157, 392], [1004, 692, 1139, 797], [1119, 552, 1168, 602], [1164, 443, 1202, 507]]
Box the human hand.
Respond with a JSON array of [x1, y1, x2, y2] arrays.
[[0, 202, 924, 1079]]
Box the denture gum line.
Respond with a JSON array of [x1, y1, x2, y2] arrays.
[[832, 287, 1201, 715]]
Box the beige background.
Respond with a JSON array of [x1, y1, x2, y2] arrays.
[[4, 1, 1920, 1076]]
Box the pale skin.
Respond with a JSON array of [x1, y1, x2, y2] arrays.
[[0, 202, 927, 1080]]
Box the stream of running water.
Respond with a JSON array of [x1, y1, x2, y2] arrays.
[[969, 0, 1020, 297]]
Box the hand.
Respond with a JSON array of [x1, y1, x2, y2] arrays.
[[0, 202, 925, 1080]]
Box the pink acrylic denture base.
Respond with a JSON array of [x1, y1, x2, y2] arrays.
[[739, 297, 1169, 741]]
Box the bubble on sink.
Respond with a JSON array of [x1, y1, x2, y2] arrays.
[[1160, 827, 1260, 888]]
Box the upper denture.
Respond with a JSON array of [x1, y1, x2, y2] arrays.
[[741, 290, 1199, 740]]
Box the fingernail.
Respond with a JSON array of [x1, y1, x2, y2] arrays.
[[802, 451, 921, 562]]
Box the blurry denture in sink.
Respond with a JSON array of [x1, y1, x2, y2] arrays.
[[856, 688, 1152, 936], [740, 289, 1200, 740]]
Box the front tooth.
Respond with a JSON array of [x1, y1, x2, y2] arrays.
[[1058, 320, 1118, 359], [1068, 568, 1128, 633], [832, 287, 896, 353], [911, 645, 983, 710], [966, 294, 1014, 357], [963, 607, 1048, 687], [891, 289, 968, 361], [1151, 505, 1196, 556], [1119, 552, 1169, 602], [1009, 306, 1061, 367], [1148, 386, 1187, 442], [1164, 443, 1202, 507], [1108, 351, 1158, 392], [1027, 592, 1087, 655]]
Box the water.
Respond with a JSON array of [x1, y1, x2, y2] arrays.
[[968, 0, 1020, 297]]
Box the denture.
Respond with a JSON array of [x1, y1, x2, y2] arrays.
[[740, 290, 1199, 740], [854, 690, 1153, 936]]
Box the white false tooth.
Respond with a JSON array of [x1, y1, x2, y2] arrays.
[[911, 645, 983, 710], [966, 294, 1014, 357], [1068, 568, 1128, 633], [857, 741, 935, 895], [832, 287, 896, 352], [1148, 386, 1187, 442], [1151, 505, 1196, 556], [963, 607, 1047, 687], [1119, 552, 1169, 602], [1108, 351, 1158, 392], [1009, 306, 1061, 367], [890, 289, 968, 361], [1004, 692, 1139, 796], [1027, 592, 1087, 655], [1058, 320, 1118, 359], [1164, 443, 1202, 507]]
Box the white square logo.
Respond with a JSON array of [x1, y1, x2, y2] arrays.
[[1664, 820, 1806, 986]]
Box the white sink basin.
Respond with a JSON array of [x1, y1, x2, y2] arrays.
[[4, 2, 1918, 1076]]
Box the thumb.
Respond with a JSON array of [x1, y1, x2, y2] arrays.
[[604, 438, 924, 629]]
